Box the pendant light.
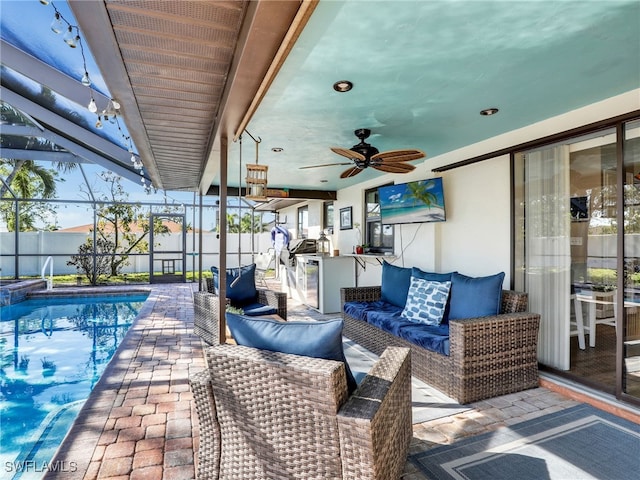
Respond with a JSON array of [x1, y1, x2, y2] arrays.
[[245, 131, 268, 201]]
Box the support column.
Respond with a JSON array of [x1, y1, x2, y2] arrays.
[[218, 136, 228, 344]]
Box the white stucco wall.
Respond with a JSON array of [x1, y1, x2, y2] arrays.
[[438, 155, 511, 283], [1, 231, 272, 277]]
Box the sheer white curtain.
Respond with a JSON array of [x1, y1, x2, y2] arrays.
[[524, 145, 571, 370]]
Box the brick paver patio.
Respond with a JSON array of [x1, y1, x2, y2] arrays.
[[42, 282, 639, 479], [44, 284, 204, 480]]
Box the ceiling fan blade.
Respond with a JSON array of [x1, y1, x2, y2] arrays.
[[331, 147, 366, 161], [340, 166, 364, 178], [372, 163, 416, 174], [299, 162, 353, 170], [371, 149, 426, 163]]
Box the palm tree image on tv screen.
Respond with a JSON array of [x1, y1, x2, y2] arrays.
[[378, 178, 446, 225]]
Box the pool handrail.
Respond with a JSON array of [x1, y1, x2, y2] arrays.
[[41, 256, 53, 290]]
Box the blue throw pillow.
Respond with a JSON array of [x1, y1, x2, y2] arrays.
[[211, 264, 257, 306], [401, 277, 451, 325], [411, 267, 455, 282], [226, 313, 357, 393], [380, 261, 412, 308], [448, 272, 505, 320]]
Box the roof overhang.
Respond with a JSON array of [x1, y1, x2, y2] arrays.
[[70, 0, 314, 193]]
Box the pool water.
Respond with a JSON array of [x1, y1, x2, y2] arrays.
[[0, 294, 148, 478]]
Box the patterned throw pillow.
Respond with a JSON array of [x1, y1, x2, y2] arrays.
[[401, 277, 451, 325]]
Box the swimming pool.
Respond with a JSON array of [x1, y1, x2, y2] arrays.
[[0, 293, 148, 479]]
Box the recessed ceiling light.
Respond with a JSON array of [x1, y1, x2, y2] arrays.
[[480, 107, 499, 116], [271, 147, 283, 153], [333, 80, 353, 92]]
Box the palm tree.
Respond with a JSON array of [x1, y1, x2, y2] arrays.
[[1, 102, 79, 230], [1, 159, 56, 198], [402, 180, 439, 209], [240, 212, 268, 233], [0, 159, 60, 231]]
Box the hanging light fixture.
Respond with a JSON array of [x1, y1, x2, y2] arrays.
[[87, 97, 97, 113], [50, 12, 63, 34], [244, 131, 268, 201], [63, 26, 77, 47]]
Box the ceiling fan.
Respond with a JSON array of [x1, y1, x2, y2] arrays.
[[300, 128, 426, 178]]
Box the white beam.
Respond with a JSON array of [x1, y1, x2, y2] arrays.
[[0, 148, 83, 163], [1, 40, 111, 107], [1, 88, 149, 184]]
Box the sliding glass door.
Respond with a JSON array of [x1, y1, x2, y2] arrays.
[[515, 119, 639, 403], [623, 120, 640, 398]]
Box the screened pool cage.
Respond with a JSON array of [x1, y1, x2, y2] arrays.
[[0, 180, 276, 287]]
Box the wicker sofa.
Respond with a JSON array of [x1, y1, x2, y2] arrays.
[[341, 285, 540, 404], [190, 344, 412, 480]]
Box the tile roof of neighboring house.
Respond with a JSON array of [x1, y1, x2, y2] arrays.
[[57, 220, 201, 234]]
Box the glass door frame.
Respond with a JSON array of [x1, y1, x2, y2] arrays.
[[511, 113, 640, 407]]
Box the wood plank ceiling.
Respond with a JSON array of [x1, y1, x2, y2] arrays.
[[104, 1, 246, 191], [71, 0, 306, 192]]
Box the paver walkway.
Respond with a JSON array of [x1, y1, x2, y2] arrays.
[[42, 282, 639, 479], [45, 284, 204, 480]]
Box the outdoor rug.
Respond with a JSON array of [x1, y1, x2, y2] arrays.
[[409, 403, 640, 480], [342, 338, 471, 424]]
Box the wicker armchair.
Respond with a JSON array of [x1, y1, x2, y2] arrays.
[[194, 280, 287, 346], [341, 287, 540, 404], [205, 277, 287, 319], [190, 344, 412, 480]]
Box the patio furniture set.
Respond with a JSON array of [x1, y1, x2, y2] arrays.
[[190, 262, 541, 478], [341, 262, 541, 404]]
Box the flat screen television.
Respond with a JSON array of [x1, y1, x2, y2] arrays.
[[378, 177, 446, 225]]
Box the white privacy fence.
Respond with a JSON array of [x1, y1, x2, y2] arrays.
[[0, 231, 273, 277]]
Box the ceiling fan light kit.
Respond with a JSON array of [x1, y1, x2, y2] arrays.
[[301, 128, 425, 178]]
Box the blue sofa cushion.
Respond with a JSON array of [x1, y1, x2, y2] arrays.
[[448, 271, 505, 320], [226, 313, 357, 393], [211, 264, 257, 306], [411, 267, 455, 282], [241, 302, 278, 316], [401, 277, 451, 325], [343, 300, 388, 322], [380, 261, 412, 308], [367, 308, 414, 336], [398, 322, 451, 356]]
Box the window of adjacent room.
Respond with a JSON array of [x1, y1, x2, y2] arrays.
[[364, 185, 393, 253], [297, 205, 308, 238], [323, 201, 334, 233]]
